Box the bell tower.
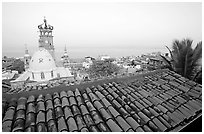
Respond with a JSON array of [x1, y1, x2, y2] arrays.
[[61, 45, 70, 68], [24, 44, 31, 71], [38, 17, 55, 61]]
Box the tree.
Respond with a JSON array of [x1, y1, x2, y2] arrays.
[[10, 59, 25, 74], [87, 59, 120, 79], [161, 38, 202, 84]]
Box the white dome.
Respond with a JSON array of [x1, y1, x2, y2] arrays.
[[29, 48, 56, 72]]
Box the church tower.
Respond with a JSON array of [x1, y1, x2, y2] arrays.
[[38, 17, 56, 61], [24, 44, 31, 71], [61, 45, 70, 68]]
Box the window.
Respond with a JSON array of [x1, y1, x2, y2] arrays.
[[32, 72, 34, 79], [41, 72, 45, 79], [39, 58, 43, 63], [51, 71, 53, 77], [57, 73, 60, 78]]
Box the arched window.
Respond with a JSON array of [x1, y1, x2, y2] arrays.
[[41, 72, 45, 79], [51, 71, 54, 77], [32, 72, 34, 79]]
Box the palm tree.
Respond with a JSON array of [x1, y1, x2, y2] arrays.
[[161, 38, 202, 83]]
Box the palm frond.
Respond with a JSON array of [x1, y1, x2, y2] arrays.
[[192, 41, 202, 66], [193, 69, 202, 81], [160, 55, 173, 70], [183, 43, 194, 78], [165, 46, 174, 61], [172, 40, 181, 57]]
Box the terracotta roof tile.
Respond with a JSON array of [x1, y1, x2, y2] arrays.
[[89, 92, 100, 103], [138, 111, 150, 123], [12, 118, 24, 132], [25, 112, 35, 128], [15, 109, 25, 121], [134, 101, 145, 110], [61, 97, 69, 108], [2, 120, 13, 132], [85, 87, 92, 94], [37, 122, 47, 132], [16, 97, 27, 111], [89, 125, 100, 132], [95, 91, 105, 100], [148, 120, 160, 132], [75, 115, 86, 131], [86, 101, 96, 112], [106, 94, 114, 102], [36, 94, 44, 102], [99, 108, 113, 121], [125, 116, 140, 130], [25, 125, 35, 132], [83, 114, 94, 128], [47, 119, 58, 132], [81, 127, 89, 132], [143, 124, 153, 132], [97, 122, 110, 132], [3, 108, 15, 122], [55, 106, 64, 119], [153, 118, 167, 131], [82, 93, 90, 103], [135, 126, 144, 132], [67, 117, 78, 131], [90, 110, 103, 124], [69, 96, 77, 106], [57, 117, 68, 131], [80, 105, 89, 116], [27, 95, 35, 104], [2, 69, 202, 132], [178, 106, 192, 120], [106, 119, 123, 132], [107, 106, 120, 118], [187, 89, 201, 98], [60, 91, 68, 98], [45, 100, 53, 111], [75, 88, 81, 97], [115, 116, 132, 131], [177, 85, 190, 92], [157, 104, 168, 113], [67, 90, 74, 97], [37, 101, 45, 112], [157, 115, 171, 129], [46, 109, 55, 122]]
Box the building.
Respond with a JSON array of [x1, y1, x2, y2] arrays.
[[2, 70, 18, 80], [24, 45, 31, 70], [10, 18, 73, 87], [61, 45, 70, 68], [99, 55, 111, 61], [38, 17, 55, 61], [2, 57, 15, 71], [82, 56, 95, 69]]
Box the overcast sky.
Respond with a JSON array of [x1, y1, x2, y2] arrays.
[[2, 2, 202, 59]]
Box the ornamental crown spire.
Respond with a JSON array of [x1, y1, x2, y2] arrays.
[[38, 17, 53, 30]]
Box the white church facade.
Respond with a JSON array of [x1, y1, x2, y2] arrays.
[[11, 18, 74, 87]]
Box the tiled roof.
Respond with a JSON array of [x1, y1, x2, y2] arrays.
[[2, 69, 202, 132]]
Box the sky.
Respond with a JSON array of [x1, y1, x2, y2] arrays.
[[2, 2, 202, 59]]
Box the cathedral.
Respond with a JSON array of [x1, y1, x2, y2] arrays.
[[11, 18, 73, 86]]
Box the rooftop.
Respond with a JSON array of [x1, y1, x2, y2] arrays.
[[2, 69, 202, 132]]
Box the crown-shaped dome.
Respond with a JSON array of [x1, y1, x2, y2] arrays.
[[38, 17, 53, 30]]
